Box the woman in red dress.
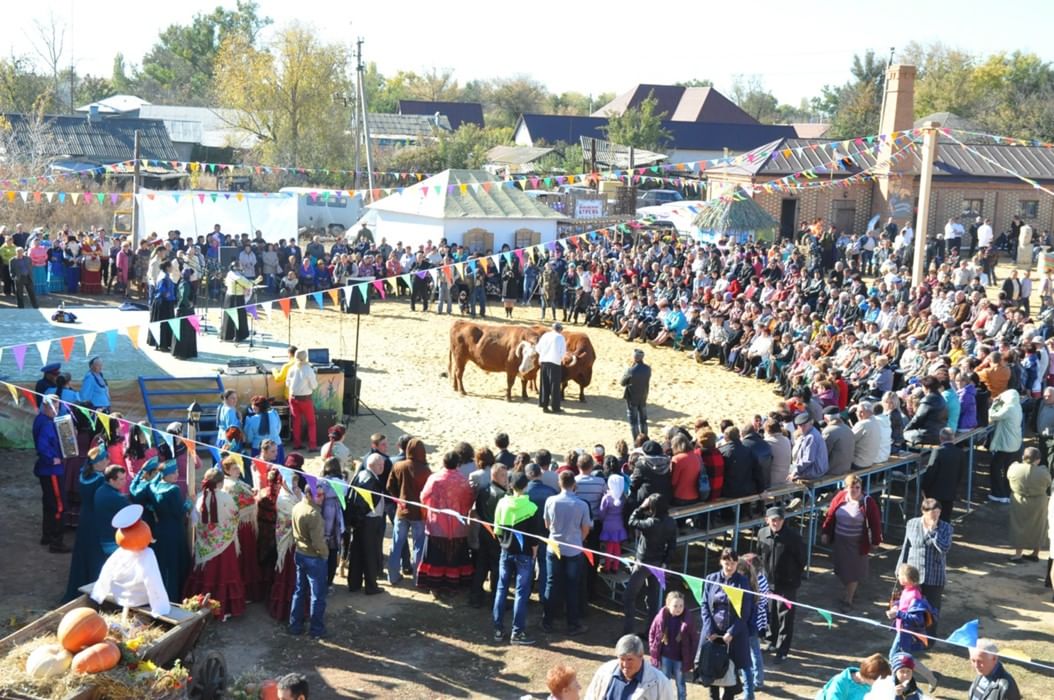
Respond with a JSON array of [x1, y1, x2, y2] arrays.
[[255, 467, 280, 601], [221, 455, 262, 601], [184, 467, 245, 619], [80, 239, 103, 294], [268, 453, 304, 621], [417, 450, 474, 591]]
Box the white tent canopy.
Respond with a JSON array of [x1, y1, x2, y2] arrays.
[[135, 189, 298, 243]]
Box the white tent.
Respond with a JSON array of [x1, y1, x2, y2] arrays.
[[367, 169, 560, 253], [135, 189, 298, 243], [637, 200, 711, 240]]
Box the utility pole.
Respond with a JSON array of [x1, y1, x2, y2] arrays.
[[131, 130, 141, 248], [912, 121, 941, 286], [355, 37, 375, 197]]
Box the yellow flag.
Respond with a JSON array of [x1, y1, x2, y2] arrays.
[[98, 412, 111, 436], [6, 383, 18, 404], [999, 648, 1031, 663], [352, 486, 374, 511], [721, 584, 743, 617], [547, 539, 562, 559], [125, 325, 140, 349]]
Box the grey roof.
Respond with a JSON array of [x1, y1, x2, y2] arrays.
[[593, 85, 758, 125], [0, 113, 178, 164], [75, 94, 151, 114], [367, 113, 452, 139], [930, 141, 1054, 181], [579, 137, 666, 168], [485, 145, 554, 165], [137, 105, 259, 149], [369, 169, 561, 219], [399, 100, 485, 129], [705, 137, 880, 178]]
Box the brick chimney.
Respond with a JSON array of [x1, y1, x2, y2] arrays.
[[873, 64, 918, 224]]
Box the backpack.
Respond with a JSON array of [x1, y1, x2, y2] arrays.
[[697, 466, 711, 502]]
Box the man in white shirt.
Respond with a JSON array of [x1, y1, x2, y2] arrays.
[[286, 350, 320, 451], [536, 322, 567, 414], [976, 218, 994, 249], [851, 401, 883, 470]]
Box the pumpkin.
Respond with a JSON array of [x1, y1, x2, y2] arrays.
[[57, 608, 108, 653], [259, 679, 279, 700], [25, 643, 73, 679], [71, 640, 121, 674], [115, 520, 153, 551]]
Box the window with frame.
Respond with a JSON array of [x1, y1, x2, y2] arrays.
[[962, 199, 983, 217], [1019, 200, 1039, 219]]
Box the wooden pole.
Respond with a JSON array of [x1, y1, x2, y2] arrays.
[[186, 418, 198, 555], [130, 130, 141, 248], [912, 121, 940, 287]]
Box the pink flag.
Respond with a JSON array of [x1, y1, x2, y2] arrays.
[[187, 315, 201, 333]]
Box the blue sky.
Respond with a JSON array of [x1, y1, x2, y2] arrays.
[[5, 0, 1054, 106]]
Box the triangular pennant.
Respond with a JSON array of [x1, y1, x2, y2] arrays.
[[7, 383, 19, 404], [816, 608, 833, 628], [59, 336, 75, 362], [372, 280, 386, 299], [481, 522, 496, 539], [278, 298, 291, 318], [327, 289, 341, 307], [139, 423, 153, 447], [304, 474, 318, 495], [513, 531, 523, 549], [311, 291, 324, 309], [225, 307, 241, 330], [167, 318, 182, 342], [82, 332, 97, 355], [148, 321, 163, 342], [105, 330, 117, 352], [125, 325, 140, 348], [245, 304, 258, 320], [720, 584, 743, 617], [35, 340, 50, 365], [329, 480, 348, 510], [187, 315, 201, 333], [160, 430, 175, 457], [292, 295, 304, 310], [583, 549, 595, 567], [21, 388, 37, 411], [97, 412, 111, 436], [645, 565, 666, 590], [945, 619, 979, 648], [685, 576, 705, 606], [352, 486, 374, 511], [356, 284, 368, 304], [12, 345, 26, 371], [546, 539, 561, 559], [278, 467, 295, 489]]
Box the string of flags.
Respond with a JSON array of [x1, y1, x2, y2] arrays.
[[944, 132, 1054, 199], [0, 378, 1044, 671], [947, 127, 1054, 150]]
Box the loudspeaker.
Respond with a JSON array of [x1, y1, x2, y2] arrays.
[[219, 246, 240, 271], [333, 359, 360, 416], [344, 276, 372, 314]]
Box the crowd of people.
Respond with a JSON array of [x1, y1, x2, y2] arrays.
[[23, 209, 1053, 699]]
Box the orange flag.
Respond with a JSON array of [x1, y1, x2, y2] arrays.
[[327, 288, 341, 307], [278, 298, 292, 318], [59, 336, 75, 361]]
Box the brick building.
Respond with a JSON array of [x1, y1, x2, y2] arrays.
[[704, 64, 1054, 241]]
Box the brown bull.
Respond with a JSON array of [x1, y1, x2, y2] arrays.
[[448, 320, 543, 401], [518, 327, 596, 402]]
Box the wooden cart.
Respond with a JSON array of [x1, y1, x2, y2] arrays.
[[0, 592, 227, 700]]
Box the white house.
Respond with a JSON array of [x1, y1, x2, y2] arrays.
[[367, 169, 560, 253]]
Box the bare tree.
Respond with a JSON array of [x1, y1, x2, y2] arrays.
[[31, 12, 67, 111]]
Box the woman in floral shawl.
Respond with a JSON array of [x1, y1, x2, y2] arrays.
[[183, 467, 245, 619], [255, 467, 281, 601], [221, 455, 263, 602], [268, 454, 303, 621], [417, 450, 474, 591]]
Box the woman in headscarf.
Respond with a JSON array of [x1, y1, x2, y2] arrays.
[[171, 268, 198, 360], [47, 240, 66, 292], [598, 474, 627, 572], [243, 396, 284, 466], [268, 453, 304, 622], [418, 449, 474, 592], [156, 421, 191, 497], [256, 467, 281, 602], [130, 456, 189, 602], [63, 442, 109, 601], [147, 260, 178, 351], [80, 239, 103, 294], [1008, 446, 1051, 563], [123, 421, 158, 494], [183, 467, 245, 619], [29, 237, 49, 296], [221, 455, 263, 601]]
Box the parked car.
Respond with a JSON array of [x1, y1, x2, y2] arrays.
[[636, 189, 684, 208]]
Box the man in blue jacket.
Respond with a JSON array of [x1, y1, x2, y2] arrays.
[[33, 395, 68, 553]]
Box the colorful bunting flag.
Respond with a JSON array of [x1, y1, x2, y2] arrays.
[[224, 308, 241, 330], [187, 315, 201, 334], [105, 330, 117, 352], [546, 539, 562, 559], [945, 619, 979, 648], [330, 480, 348, 509], [98, 412, 111, 436], [35, 340, 50, 365], [721, 584, 743, 617], [21, 388, 37, 410], [126, 325, 140, 349], [685, 576, 705, 606], [12, 345, 26, 371], [7, 383, 19, 404], [311, 291, 324, 309], [646, 565, 666, 590], [816, 609, 833, 629], [278, 298, 292, 318], [352, 486, 374, 511], [167, 318, 182, 342], [82, 332, 97, 355]]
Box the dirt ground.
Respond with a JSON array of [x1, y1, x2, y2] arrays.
[[2, 298, 1053, 698]]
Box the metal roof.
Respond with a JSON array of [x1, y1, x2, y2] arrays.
[[932, 140, 1054, 181], [137, 105, 259, 149], [368, 169, 562, 220], [399, 100, 484, 129], [593, 85, 758, 125], [485, 145, 554, 165], [75, 94, 151, 114], [516, 114, 793, 152], [0, 113, 179, 164]]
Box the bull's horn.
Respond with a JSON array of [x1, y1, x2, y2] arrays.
[[566, 353, 577, 366], [515, 341, 525, 359]]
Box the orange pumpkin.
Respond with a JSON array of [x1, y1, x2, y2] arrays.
[[115, 520, 152, 550], [72, 640, 121, 674], [259, 679, 279, 700], [57, 608, 108, 653]]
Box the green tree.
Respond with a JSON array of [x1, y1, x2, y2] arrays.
[[486, 76, 549, 127], [969, 51, 1054, 140], [111, 54, 133, 94], [676, 78, 714, 87], [900, 42, 977, 118], [212, 24, 353, 168], [817, 50, 887, 138], [136, 0, 271, 105], [730, 75, 781, 123], [548, 91, 594, 115], [600, 91, 671, 150], [0, 57, 52, 113]]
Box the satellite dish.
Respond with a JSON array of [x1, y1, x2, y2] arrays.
[[868, 214, 881, 231]]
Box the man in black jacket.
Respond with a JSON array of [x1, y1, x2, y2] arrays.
[[471, 463, 507, 608], [741, 423, 774, 491], [757, 506, 805, 663], [719, 426, 764, 498], [921, 428, 965, 522], [620, 348, 651, 440], [621, 494, 677, 635]]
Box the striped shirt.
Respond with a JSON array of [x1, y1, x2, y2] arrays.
[[753, 572, 770, 634], [898, 517, 952, 587], [574, 473, 606, 519]]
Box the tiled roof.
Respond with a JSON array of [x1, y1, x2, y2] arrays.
[[367, 113, 451, 138], [0, 112, 178, 164]]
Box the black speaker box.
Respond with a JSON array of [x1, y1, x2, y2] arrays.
[[343, 276, 372, 314]]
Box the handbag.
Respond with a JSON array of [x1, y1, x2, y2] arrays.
[[692, 638, 730, 686]]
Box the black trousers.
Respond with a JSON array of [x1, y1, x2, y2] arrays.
[[14, 274, 37, 309], [990, 450, 1018, 499], [921, 583, 943, 636], [622, 563, 662, 635], [766, 585, 797, 657], [471, 536, 501, 604], [539, 362, 562, 411], [0, 265, 12, 295], [411, 284, 430, 311], [349, 516, 384, 591], [39, 475, 64, 546]]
